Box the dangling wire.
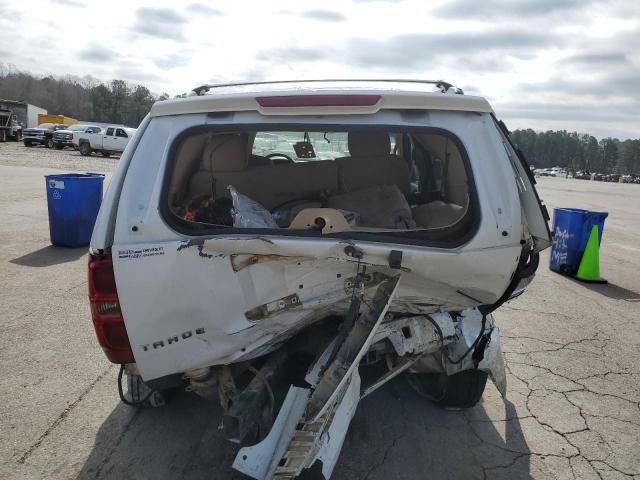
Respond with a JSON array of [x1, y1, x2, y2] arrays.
[[444, 314, 493, 365]]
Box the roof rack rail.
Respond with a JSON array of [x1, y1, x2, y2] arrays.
[[190, 79, 464, 96]]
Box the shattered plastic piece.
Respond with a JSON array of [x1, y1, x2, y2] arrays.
[[228, 185, 279, 229]]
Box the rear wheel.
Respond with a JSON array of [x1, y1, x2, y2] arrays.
[[101, 151, 111, 157], [79, 142, 92, 156], [24, 141, 32, 147], [45, 138, 54, 149], [407, 369, 488, 409]]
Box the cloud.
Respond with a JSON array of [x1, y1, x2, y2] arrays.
[[510, 69, 640, 134], [256, 47, 330, 63], [115, 67, 163, 83], [433, 0, 588, 19], [497, 101, 638, 125], [50, 0, 85, 7], [78, 44, 115, 62], [132, 7, 188, 42], [253, 29, 558, 73], [186, 3, 224, 16], [345, 29, 560, 69], [564, 52, 628, 65], [300, 10, 346, 22], [0, 0, 21, 21], [153, 52, 192, 70]]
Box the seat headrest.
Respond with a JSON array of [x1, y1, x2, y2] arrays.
[[347, 131, 391, 158], [203, 134, 248, 172]]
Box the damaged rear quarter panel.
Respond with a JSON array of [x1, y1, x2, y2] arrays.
[[113, 236, 521, 381]]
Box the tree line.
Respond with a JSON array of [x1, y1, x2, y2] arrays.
[[510, 129, 640, 175], [1, 65, 639, 174], [0, 64, 170, 128]]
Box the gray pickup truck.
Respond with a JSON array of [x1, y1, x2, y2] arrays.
[[23, 123, 68, 148]]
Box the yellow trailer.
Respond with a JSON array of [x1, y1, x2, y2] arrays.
[[37, 114, 77, 126]]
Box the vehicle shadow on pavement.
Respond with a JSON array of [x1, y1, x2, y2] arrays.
[[10, 245, 86, 267], [333, 378, 531, 480], [77, 378, 531, 480], [568, 278, 640, 301]]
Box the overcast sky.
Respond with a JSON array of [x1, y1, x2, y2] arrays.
[[1, 0, 638, 138]]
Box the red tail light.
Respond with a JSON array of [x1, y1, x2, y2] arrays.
[[88, 253, 134, 364], [256, 95, 381, 108]]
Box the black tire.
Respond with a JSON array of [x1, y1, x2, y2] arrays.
[[101, 151, 111, 157], [0, 130, 6, 142], [24, 141, 32, 147], [45, 138, 54, 149], [407, 369, 488, 409], [54, 145, 64, 150], [79, 142, 92, 156]]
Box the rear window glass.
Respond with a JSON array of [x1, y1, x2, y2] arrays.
[[162, 126, 477, 247]]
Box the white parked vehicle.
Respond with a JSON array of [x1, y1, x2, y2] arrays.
[[53, 124, 102, 149], [77, 125, 136, 157], [88, 80, 551, 480]]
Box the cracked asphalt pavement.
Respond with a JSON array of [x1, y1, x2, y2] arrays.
[[1, 143, 639, 479]]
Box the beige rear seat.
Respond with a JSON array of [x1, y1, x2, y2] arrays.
[[188, 134, 339, 210], [336, 131, 411, 195]]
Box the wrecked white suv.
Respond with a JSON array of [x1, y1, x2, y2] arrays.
[[88, 80, 551, 479]]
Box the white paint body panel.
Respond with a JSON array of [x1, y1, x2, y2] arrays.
[[93, 107, 548, 381]]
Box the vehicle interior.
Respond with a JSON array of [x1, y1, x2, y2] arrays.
[[165, 128, 476, 242]]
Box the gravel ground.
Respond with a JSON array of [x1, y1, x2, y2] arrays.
[[0, 141, 119, 173], [1, 143, 639, 480]]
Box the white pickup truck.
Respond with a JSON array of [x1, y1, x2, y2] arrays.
[[77, 125, 136, 157]]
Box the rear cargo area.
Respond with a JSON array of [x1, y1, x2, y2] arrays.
[[163, 128, 476, 244]]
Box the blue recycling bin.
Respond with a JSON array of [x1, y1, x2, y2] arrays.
[[45, 173, 105, 247], [549, 208, 608, 275]]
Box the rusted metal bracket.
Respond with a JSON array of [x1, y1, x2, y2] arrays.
[[343, 271, 388, 296], [245, 293, 302, 321], [230, 254, 309, 272]]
